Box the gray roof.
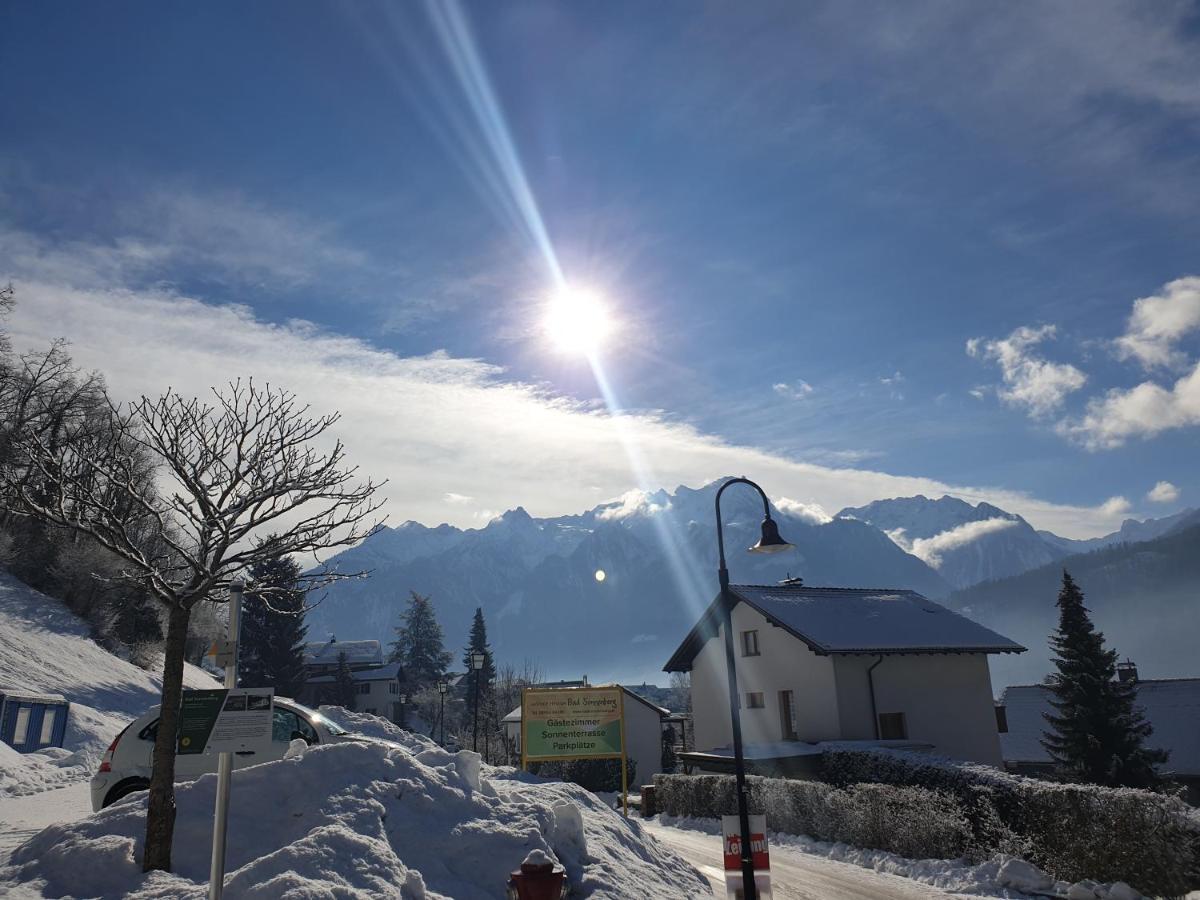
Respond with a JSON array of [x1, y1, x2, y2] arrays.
[[665, 583, 1025, 672], [1000, 679, 1200, 776], [306, 662, 403, 685], [303, 640, 383, 667]]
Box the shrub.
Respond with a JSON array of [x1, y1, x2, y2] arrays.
[[529, 756, 636, 794]]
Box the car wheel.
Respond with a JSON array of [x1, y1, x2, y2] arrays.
[[103, 778, 150, 808]]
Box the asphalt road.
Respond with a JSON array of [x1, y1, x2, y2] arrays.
[[642, 818, 965, 900]]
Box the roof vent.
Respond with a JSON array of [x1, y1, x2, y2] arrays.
[[778, 574, 804, 587]]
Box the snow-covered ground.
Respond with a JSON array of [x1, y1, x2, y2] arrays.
[[0, 739, 711, 898], [0, 569, 216, 797], [1, 571, 216, 796]]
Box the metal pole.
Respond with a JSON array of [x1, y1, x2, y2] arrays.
[[472, 669, 480, 753], [439, 691, 445, 746], [209, 581, 242, 900], [715, 480, 759, 900]]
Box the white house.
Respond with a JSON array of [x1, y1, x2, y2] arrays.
[[502, 684, 672, 786], [302, 638, 384, 677], [301, 662, 405, 720], [664, 582, 1025, 768], [998, 669, 1200, 802]]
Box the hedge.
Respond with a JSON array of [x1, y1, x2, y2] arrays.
[[654, 753, 1200, 897]]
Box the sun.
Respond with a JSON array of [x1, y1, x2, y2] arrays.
[[543, 286, 613, 355]]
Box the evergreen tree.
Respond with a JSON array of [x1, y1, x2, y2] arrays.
[[239, 555, 309, 697], [334, 650, 357, 711], [1041, 570, 1168, 788], [461, 606, 496, 698], [388, 591, 451, 687]]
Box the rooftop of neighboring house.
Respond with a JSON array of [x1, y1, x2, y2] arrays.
[[999, 675, 1200, 776], [302, 639, 383, 668], [665, 582, 1026, 672], [305, 662, 403, 686]]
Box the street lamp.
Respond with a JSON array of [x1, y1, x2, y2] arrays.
[[714, 477, 793, 900], [470, 651, 486, 754], [399, 693, 409, 729], [438, 680, 449, 746]]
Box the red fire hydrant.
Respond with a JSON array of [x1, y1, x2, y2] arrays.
[[506, 849, 567, 900]]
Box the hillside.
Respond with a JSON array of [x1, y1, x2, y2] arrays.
[[946, 524, 1200, 690], [0, 569, 216, 796]]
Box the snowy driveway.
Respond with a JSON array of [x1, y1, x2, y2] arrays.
[[0, 782, 91, 866], [643, 818, 974, 900]]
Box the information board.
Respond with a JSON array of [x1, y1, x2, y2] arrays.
[[521, 686, 624, 762], [177, 688, 273, 755]]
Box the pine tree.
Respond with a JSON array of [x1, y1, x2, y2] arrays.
[[388, 591, 451, 687], [462, 606, 496, 698], [239, 556, 308, 698], [1041, 570, 1168, 788], [334, 650, 357, 711]]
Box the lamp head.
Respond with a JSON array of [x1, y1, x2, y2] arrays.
[[471, 652, 486, 670], [438, 680, 448, 693], [749, 516, 793, 554]]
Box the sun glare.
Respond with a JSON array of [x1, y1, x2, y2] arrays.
[[544, 287, 613, 355]]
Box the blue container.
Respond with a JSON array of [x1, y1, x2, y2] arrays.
[[0, 689, 70, 753]]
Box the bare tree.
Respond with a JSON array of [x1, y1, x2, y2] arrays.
[[0, 379, 384, 872]]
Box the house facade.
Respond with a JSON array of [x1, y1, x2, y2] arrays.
[[665, 583, 1024, 767], [300, 662, 405, 721]]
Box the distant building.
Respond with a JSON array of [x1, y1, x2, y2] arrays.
[[502, 682, 672, 786], [664, 582, 1025, 771], [998, 668, 1200, 803], [300, 662, 405, 721], [302, 638, 384, 677]]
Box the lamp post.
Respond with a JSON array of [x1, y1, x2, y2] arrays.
[[470, 651, 486, 754], [399, 693, 408, 729], [714, 477, 793, 900], [438, 680, 448, 746]]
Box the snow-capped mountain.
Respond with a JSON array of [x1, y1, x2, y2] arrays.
[[1037, 508, 1199, 555], [307, 479, 951, 680], [837, 495, 1065, 589]]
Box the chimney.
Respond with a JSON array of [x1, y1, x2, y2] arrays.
[[1117, 658, 1138, 683]]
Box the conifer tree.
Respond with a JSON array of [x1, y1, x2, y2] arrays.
[[462, 606, 496, 698], [239, 555, 308, 697], [388, 591, 451, 687], [1041, 571, 1167, 788], [334, 650, 357, 711]]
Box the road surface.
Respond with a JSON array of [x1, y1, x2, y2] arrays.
[[643, 818, 968, 900]]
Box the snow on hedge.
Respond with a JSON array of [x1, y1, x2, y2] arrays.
[[2, 740, 711, 898], [0, 570, 216, 797]]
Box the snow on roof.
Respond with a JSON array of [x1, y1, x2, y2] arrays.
[[302, 640, 383, 667], [664, 583, 1025, 671], [999, 679, 1200, 775], [305, 662, 403, 685]]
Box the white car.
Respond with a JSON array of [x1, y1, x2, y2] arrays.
[[90, 698, 355, 811]]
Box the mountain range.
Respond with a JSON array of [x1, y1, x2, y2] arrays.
[[305, 479, 1197, 685]]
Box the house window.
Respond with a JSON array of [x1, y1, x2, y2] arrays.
[[745, 692, 765, 709], [778, 690, 798, 740], [357, 683, 371, 695], [878, 712, 907, 740], [39, 709, 57, 745], [741, 630, 760, 657], [995, 705, 1008, 734], [389, 682, 398, 695]]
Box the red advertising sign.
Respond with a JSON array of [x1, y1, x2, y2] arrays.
[[721, 815, 770, 871]]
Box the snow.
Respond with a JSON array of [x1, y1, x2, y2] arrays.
[[1, 740, 712, 898], [727, 583, 1026, 654], [0, 569, 217, 797]]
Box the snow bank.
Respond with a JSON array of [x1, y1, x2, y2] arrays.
[[0, 569, 216, 797], [317, 705, 442, 754], [3, 741, 710, 898]]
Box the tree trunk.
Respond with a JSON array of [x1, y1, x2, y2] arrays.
[[143, 603, 191, 872]]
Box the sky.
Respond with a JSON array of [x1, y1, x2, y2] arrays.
[[2, 0, 1199, 539]]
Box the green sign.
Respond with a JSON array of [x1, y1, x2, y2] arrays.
[[521, 686, 624, 762], [177, 689, 227, 755]]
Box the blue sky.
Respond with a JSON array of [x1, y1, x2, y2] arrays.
[[2, 0, 1199, 537]]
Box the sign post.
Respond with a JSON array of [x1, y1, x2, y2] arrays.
[[209, 581, 242, 900], [520, 685, 628, 816], [721, 814, 771, 899]]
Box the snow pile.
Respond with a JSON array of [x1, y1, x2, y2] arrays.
[[2, 741, 711, 898], [0, 569, 217, 797], [317, 705, 442, 754]]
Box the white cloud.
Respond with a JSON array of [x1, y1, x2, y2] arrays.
[[1114, 277, 1200, 370], [773, 497, 832, 525], [3, 276, 1139, 539], [596, 489, 670, 521], [772, 380, 813, 400], [1057, 360, 1200, 449], [1099, 496, 1131, 517], [1147, 481, 1180, 504], [903, 518, 1020, 569], [967, 325, 1086, 417], [444, 492, 474, 504]]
